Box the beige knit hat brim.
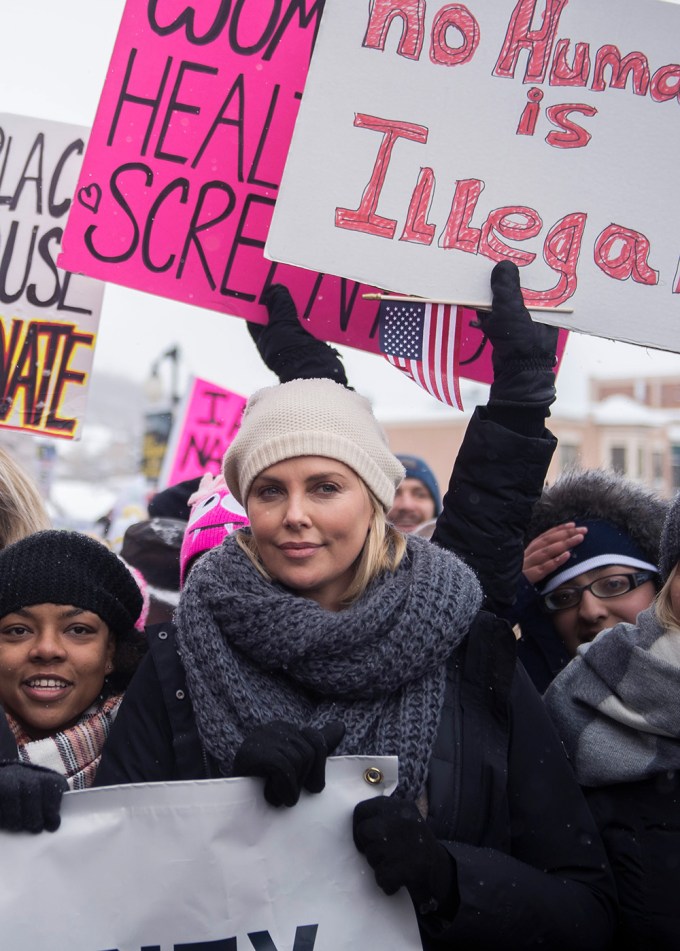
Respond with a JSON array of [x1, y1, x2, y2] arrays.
[[223, 379, 405, 510]]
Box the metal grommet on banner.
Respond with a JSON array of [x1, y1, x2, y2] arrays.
[[175, 689, 185, 700], [158, 630, 168, 640], [363, 766, 384, 786]]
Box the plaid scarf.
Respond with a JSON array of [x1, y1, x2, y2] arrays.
[[544, 606, 680, 786], [7, 694, 123, 790]]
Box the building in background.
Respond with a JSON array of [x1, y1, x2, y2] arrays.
[[383, 375, 680, 500], [4, 372, 680, 533]]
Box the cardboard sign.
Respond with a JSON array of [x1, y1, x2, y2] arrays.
[[0, 758, 422, 951], [158, 375, 247, 488], [0, 113, 104, 439], [56, 0, 549, 384], [266, 0, 680, 353]]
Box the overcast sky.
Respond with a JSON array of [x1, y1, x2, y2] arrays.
[[4, 0, 680, 422]]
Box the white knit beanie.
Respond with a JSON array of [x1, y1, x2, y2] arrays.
[[223, 379, 405, 510]]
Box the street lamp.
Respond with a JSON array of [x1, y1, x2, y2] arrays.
[[142, 345, 182, 487], [145, 345, 182, 408]]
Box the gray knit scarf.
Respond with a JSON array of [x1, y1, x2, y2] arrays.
[[544, 605, 680, 786], [175, 533, 482, 799]]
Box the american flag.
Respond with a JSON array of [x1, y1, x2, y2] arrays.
[[378, 299, 463, 409]]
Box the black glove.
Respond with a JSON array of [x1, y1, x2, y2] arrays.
[[353, 797, 458, 917], [248, 284, 349, 386], [233, 719, 345, 807], [477, 260, 558, 412], [0, 761, 68, 833]]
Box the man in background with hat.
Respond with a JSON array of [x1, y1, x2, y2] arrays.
[[389, 454, 441, 534]]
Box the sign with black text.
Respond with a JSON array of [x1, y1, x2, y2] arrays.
[[158, 375, 247, 488], [0, 113, 104, 438], [0, 758, 421, 951]]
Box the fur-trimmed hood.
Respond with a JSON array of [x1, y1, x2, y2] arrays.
[[526, 468, 668, 567]]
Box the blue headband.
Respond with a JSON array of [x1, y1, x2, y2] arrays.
[[539, 519, 658, 594]]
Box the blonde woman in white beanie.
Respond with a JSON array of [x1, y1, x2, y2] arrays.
[[95, 376, 615, 950]]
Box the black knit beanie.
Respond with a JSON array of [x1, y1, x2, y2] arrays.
[[659, 491, 680, 584], [148, 478, 201, 521], [120, 517, 184, 590], [0, 530, 143, 637]]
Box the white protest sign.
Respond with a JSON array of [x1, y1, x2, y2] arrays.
[[266, 0, 680, 352], [0, 113, 105, 439], [0, 757, 421, 951]]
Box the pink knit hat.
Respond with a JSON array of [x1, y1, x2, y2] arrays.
[[179, 473, 248, 586]]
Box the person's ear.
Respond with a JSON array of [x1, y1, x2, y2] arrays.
[[367, 506, 376, 534], [105, 633, 115, 672]]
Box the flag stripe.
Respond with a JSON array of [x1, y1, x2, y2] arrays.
[[452, 306, 463, 409], [425, 305, 441, 402], [439, 304, 450, 404]]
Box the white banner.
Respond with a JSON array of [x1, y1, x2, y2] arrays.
[[266, 0, 680, 352], [0, 756, 421, 951]]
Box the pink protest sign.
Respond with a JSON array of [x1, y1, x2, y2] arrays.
[[158, 376, 246, 489], [58, 0, 558, 385]]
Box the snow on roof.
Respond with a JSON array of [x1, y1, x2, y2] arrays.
[[592, 395, 670, 426]]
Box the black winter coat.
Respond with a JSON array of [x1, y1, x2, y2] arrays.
[[585, 772, 680, 951], [95, 612, 615, 951], [0, 705, 16, 760], [512, 575, 572, 694], [432, 406, 556, 616]]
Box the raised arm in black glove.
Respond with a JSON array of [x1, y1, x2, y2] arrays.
[[431, 260, 560, 614], [0, 761, 68, 833], [353, 797, 459, 918], [478, 259, 558, 416], [233, 719, 345, 807], [248, 284, 349, 386]]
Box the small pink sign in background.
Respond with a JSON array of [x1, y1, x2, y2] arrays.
[[158, 376, 246, 489]]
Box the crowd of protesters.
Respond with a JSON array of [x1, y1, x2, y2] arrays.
[[1, 262, 679, 949]]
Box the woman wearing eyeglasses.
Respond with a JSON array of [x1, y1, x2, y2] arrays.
[[544, 492, 680, 951], [510, 469, 667, 692], [540, 558, 658, 658]]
